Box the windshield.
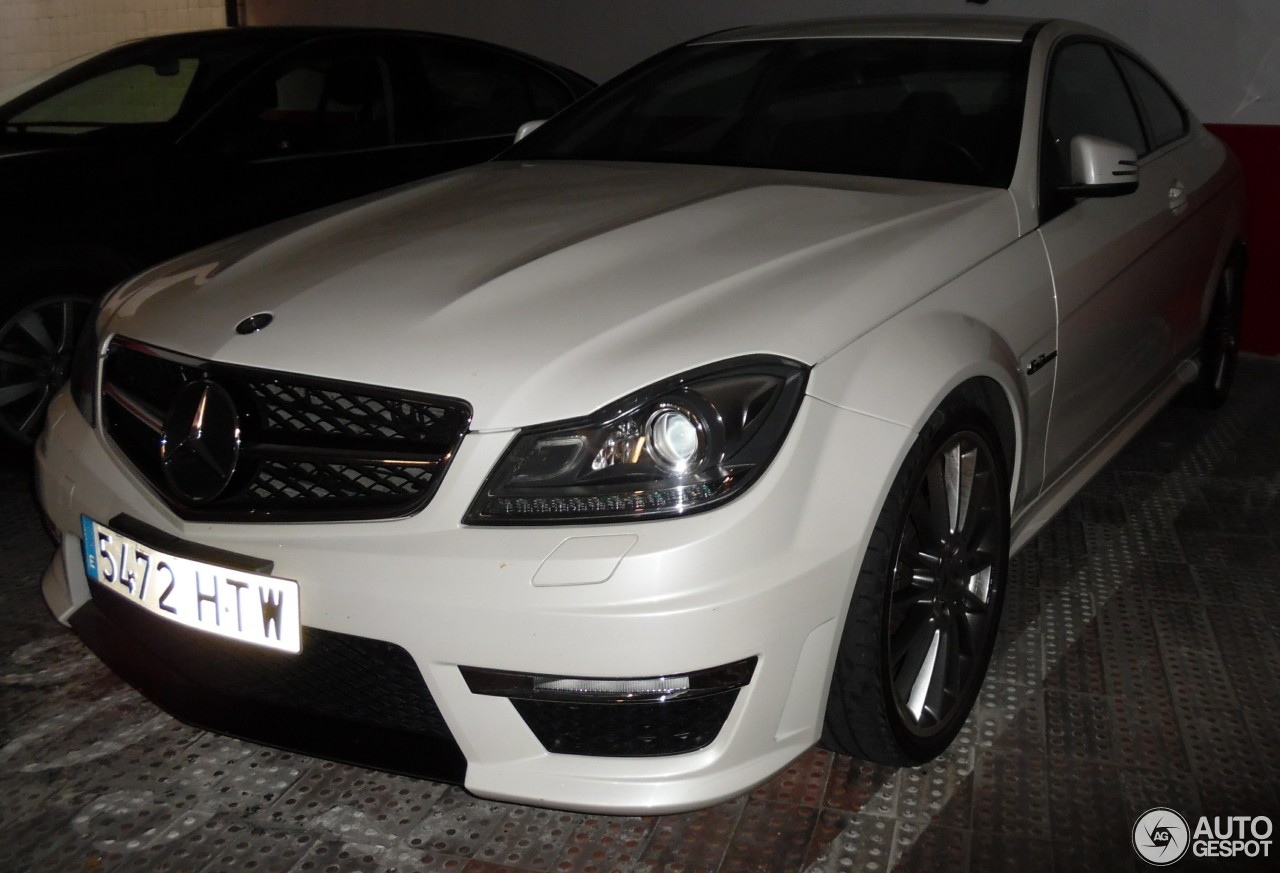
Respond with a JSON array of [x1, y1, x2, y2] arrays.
[[0, 34, 278, 146], [506, 38, 1028, 187]]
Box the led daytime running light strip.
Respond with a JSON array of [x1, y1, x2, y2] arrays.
[[461, 657, 757, 704]]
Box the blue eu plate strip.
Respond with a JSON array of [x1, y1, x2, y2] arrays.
[[80, 515, 99, 582]]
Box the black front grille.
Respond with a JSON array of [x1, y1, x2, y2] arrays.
[[249, 459, 438, 502], [100, 338, 471, 522], [247, 379, 455, 443]]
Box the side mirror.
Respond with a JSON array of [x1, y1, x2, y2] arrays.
[[1061, 134, 1139, 197], [514, 119, 546, 143]]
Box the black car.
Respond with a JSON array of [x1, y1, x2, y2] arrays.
[[0, 26, 592, 442]]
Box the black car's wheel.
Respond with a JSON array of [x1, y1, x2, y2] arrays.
[[823, 400, 1009, 765], [1190, 248, 1246, 409], [0, 294, 96, 444]]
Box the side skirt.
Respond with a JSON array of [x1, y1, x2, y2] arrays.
[[1009, 354, 1199, 554]]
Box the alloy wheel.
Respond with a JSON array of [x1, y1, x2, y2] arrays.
[[0, 295, 95, 443], [887, 430, 1004, 737], [1207, 266, 1241, 396]]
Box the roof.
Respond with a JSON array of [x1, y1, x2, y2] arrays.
[[693, 15, 1041, 45]]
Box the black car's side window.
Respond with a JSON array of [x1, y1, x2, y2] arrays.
[[403, 41, 573, 142], [1040, 40, 1146, 220], [219, 52, 395, 158], [1116, 52, 1188, 151]]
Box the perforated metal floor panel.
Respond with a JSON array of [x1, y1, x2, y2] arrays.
[[4, 356, 1278, 872]]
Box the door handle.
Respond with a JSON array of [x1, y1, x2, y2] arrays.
[[1168, 179, 1187, 211]]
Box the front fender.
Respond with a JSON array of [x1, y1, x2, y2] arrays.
[[806, 233, 1057, 508]]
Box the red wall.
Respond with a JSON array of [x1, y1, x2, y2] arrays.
[[1205, 124, 1280, 355]]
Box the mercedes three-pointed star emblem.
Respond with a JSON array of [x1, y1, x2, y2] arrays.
[[160, 381, 241, 503]]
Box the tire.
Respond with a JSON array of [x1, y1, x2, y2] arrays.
[[822, 400, 1009, 765], [0, 293, 97, 444], [1190, 248, 1246, 409]]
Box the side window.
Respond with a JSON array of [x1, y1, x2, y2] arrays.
[[1041, 41, 1146, 218], [1116, 53, 1188, 151], [219, 53, 393, 157], [408, 41, 573, 142]]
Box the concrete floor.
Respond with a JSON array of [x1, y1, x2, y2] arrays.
[[3, 356, 1279, 873]]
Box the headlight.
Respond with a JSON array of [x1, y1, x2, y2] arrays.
[[464, 356, 807, 524], [67, 317, 100, 426]]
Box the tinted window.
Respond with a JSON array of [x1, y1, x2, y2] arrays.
[[506, 39, 1028, 187], [1044, 41, 1145, 170], [1117, 53, 1187, 150], [410, 41, 574, 141], [1039, 40, 1147, 218], [218, 53, 394, 157]]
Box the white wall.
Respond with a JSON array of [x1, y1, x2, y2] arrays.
[[0, 0, 227, 92], [245, 0, 1280, 125]]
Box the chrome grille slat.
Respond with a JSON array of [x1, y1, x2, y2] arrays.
[[101, 383, 163, 433], [99, 338, 472, 522]]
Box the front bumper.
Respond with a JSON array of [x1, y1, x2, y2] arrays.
[[36, 387, 912, 813]]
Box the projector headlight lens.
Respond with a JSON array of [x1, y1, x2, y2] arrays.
[[646, 405, 703, 473]]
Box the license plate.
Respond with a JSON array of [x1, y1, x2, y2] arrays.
[[81, 516, 301, 654]]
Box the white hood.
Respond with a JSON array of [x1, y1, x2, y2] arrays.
[[104, 161, 1020, 429]]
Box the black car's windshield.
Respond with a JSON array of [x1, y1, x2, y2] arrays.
[[506, 37, 1028, 187], [0, 35, 278, 146]]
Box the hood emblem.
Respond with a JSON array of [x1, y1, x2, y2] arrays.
[[236, 312, 274, 334], [160, 381, 241, 503]]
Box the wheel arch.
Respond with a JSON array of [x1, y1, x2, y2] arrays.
[[817, 343, 1016, 764], [807, 311, 1027, 502]]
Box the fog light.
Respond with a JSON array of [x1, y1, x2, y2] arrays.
[[460, 658, 758, 757]]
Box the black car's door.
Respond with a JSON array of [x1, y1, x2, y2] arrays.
[[172, 33, 582, 247]]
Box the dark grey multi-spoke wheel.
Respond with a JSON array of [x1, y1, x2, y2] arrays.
[[0, 294, 95, 444], [823, 399, 1009, 765], [1190, 246, 1246, 409]]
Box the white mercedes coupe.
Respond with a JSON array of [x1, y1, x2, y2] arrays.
[[36, 16, 1244, 813]]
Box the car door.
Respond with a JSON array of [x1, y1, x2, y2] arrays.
[[1037, 39, 1211, 483], [1111, 50, 1224, 356], [172, 34, 583, 249]]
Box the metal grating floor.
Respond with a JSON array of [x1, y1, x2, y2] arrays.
[[3, 355, 1278, 872]]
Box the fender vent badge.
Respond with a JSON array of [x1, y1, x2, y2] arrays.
[[1026, 350, 1058, 376]]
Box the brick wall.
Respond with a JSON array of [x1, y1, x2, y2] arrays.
[[0, 0, 226, 93]]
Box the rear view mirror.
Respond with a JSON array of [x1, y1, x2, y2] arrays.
[[1061, 134, 1139, 197], [150, 58, 181, 77]]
